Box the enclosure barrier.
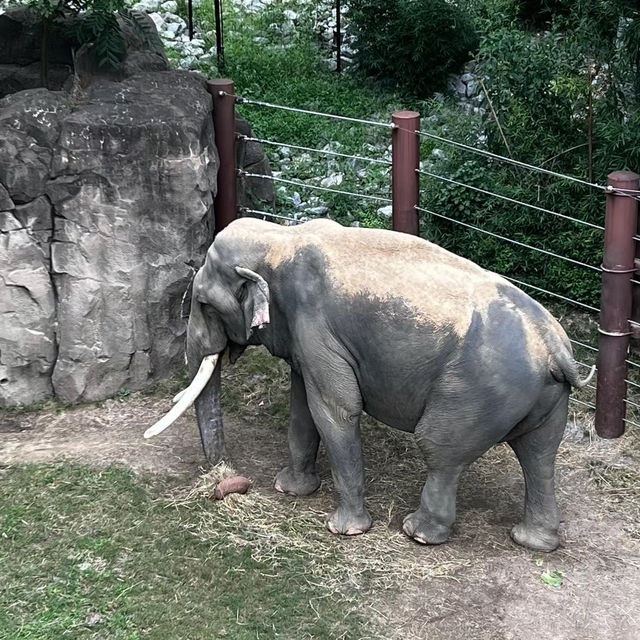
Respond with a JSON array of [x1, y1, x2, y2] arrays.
[[596, 172, 640, 438], [207, 78, 640, 436], [392, 111, 420, 235], [207, 79, 237, 234]]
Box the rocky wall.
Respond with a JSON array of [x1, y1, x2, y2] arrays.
[[0, 71, 219, 407]]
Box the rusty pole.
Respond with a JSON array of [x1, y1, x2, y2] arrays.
[[207, 79, 237, 235], [595, 171, 640, 438], [392, 111, 420, 235]]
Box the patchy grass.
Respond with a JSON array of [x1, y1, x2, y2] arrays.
[[0, 464, 368, 640], [220, 348, 290, 431]]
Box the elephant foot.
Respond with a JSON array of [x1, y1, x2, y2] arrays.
[[274, 467, 320, 497], [510, 523, 559, 552], [402, 510, 451, 545], [326, 506, 372, 536]]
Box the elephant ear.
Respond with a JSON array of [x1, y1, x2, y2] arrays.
[[235, 266, 270, 340]]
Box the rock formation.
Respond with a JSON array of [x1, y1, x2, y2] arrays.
[[0, 11, 273, 408]]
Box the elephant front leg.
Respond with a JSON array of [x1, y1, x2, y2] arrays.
[[303, 371, 371, 536], [274, 369, 321, 497]]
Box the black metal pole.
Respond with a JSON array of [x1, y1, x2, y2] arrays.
[[214, 0, 225, 72], [336, 0, 342, 73], [188, 0, 193, 40]]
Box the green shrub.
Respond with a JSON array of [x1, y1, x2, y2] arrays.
[[349, 0, 479, 97]]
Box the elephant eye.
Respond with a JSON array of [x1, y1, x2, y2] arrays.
[[236, 281, 248, 302]]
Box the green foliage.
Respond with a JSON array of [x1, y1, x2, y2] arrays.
[[184, 0, 640, 307], [68, 0, 127, 68], [26, 0, 155, 70], [349, 0, 479, 96]]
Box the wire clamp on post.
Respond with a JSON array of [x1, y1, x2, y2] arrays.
[[598, 326, 633, 337], [600, 264, 637, 274]]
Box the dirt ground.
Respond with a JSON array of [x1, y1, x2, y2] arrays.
[[2, 390, 639, 640]]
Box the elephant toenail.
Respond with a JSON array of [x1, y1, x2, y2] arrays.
[[414, 536, 428, 545], [346, 527, 364, 536], [327, 521, 339, 534]]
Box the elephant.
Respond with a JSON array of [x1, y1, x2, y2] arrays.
[[145, 217, 593, 552]]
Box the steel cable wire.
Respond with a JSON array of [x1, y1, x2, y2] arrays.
[[230, 94, 394, 129], [417, 169, 604, 231], [498, 276, 600, 312], [240, 136, 392, 166], [241, 208, 303, 224], [416, 206, 602, 273], [569, 338, 599, 352], [569, 397, 596, 410], [241, 172, 392, 203], [416, 129, 609, 191]]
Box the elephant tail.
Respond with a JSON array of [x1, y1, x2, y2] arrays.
[[562, 362, 596, 389], [550, 351, 596, 389]]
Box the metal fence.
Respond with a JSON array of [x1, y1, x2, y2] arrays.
[[205, 78, 640, 440]]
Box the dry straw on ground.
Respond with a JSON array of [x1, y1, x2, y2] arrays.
[[168, 457, 471, 600]]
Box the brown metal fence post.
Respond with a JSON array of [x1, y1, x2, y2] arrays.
[[595, 171, 640, 438], [392, 111, 420, 235], [207, 79, 237, 235]]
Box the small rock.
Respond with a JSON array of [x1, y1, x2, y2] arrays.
[[324, 58, 338, 72], [85, 613, 104, 626], [377, 205, 392, 218], [320, 173, 343, 187], [148, 12, 164, 30], [307, 206, 328, 216], [160, 0, 177, 11], [132, 0, 162, 12], [465, 80, 478, 97]]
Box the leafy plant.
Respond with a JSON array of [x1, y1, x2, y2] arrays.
[[540, 569, 564, 587], [26, 0, 154, 87], [66, 0, 128, 68], [349, 0, 479, 96]]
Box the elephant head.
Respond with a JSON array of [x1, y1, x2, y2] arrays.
[[144, 244, 270, 464]]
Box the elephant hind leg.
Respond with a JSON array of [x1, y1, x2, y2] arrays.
[[406, 409, 494, 546], [402, 463, 466, 545], [507, 394, 569, 552]]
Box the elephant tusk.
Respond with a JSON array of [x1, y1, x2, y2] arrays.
[[143, 354, 219, 439], [172, 389, 185, 404]]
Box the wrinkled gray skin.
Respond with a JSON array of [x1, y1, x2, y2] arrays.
[[187, 218, 587, 552]]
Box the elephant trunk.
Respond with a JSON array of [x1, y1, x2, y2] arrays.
[[186, 293, 228, 464], [193, 354, 226, 464], [144, 284, 228, 465]]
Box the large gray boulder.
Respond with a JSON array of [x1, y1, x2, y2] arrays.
[[0, 72, 218, 406], [50, 72, 217, 403]]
